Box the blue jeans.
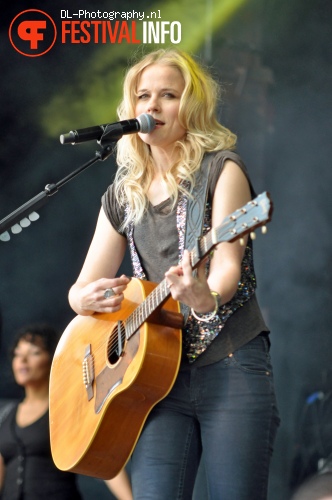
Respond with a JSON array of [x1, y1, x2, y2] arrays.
[[131, 334, 280, 500]]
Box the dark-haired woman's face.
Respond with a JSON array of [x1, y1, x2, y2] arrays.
[[12, 339, 52, 387]]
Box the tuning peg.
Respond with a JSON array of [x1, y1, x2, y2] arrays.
[[250, 231, 256, 240], [261, 225, 267, 234], [239, 238, 245, 246]]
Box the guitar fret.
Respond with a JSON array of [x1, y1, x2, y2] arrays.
[[142, 301, 147, 320], [203, 236, 207, 254]]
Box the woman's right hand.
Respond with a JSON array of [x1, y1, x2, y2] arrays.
[[69, 274, 131, 316]]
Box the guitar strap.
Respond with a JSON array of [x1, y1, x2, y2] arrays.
[[180, 151, 216, 322], [183, 152, 215, 253]]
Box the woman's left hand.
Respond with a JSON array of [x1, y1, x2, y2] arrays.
[[165, 250, 216, 313]]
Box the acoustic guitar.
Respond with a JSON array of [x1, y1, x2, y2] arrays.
[[49, 191, 273, 479]]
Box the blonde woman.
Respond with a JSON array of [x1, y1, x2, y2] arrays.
[[68, 49, 280, 500]]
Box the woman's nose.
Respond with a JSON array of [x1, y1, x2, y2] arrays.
[[147, 97, 160, 113], [16, 354, 27, 362]]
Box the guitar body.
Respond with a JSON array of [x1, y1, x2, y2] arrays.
[[49, 278, 182, 479]]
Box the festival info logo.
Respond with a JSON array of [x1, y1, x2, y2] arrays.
[[9, 9, 57, 57]]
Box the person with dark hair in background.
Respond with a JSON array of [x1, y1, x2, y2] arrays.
[[0, 323, 132, 500], [68, 49, 280, 499], [0, 323, 82, 499]]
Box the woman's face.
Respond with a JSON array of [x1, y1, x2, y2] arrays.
[[12, 339, 51, 387], [134, 63, 186, 152]]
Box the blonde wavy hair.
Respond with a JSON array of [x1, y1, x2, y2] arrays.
[[115, 49, 237, 228]]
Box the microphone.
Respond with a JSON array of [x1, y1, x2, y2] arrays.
[[59, 113, 156, 145]]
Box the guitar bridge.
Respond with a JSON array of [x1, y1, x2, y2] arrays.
[[82, 344, 95, 401]]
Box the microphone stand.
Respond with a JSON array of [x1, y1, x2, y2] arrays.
[[0, 142, 115, 242]]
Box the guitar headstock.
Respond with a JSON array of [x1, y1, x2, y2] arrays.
[[215, 191, 273, 244]]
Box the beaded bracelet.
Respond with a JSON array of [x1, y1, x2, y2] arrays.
[[191, 291, 221, 323]]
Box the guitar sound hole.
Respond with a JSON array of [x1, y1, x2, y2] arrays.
[[107, 321, 126, 365]]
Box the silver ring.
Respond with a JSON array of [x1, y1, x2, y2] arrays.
[[104, 288, 115, 299]]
